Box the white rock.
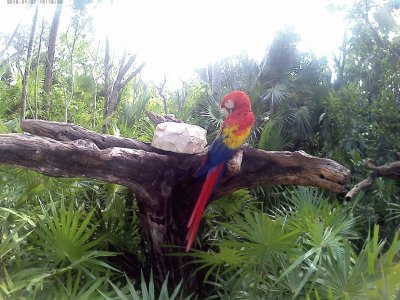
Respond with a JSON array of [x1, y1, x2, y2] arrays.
[[151, 122, 207, 154]]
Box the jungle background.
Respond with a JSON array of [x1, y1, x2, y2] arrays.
[[0, 0, 400, 299]]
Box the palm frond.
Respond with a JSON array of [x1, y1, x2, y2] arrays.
[[199, 100, 225, 133], [316, 241, 365, 300], [34, 200, 118, 274], [104, 271, 192, 300], [258, 121, 289, 151], [222, 211, 300, 260], [262, 83, 292, 108], [190, 247, 249, 282], [273, 188, 358, 297], [51, 270, 108, 300], [386, 202, 400, 221], [286, 106, 312, 139]]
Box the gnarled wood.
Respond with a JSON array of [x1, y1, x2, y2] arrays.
[[0, 120, 351, 287], [21, 119, 152, 151]]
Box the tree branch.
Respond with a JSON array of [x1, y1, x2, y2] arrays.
[[359, 2, 400, 62], [0, 120, 351, 285], [4, 120, 350, 196], [121, 62, 145, 89], [0, 133, 167, 202], [220, 148, 349, 195], [345, 159, 400, 200], [364, 159, 400, 177], [0, 17, 22, 60], [21, 119, 152, 151]]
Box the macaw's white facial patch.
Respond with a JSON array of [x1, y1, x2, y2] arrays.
[[222, 99, 234, 115], [224, 99, 234, 110]]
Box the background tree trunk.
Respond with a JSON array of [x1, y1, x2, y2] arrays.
[[333, 31, 348, 90], [102, 49, 144, 132], [34, 18, 45, 120], [0, 18, 22, 62], [211, 61, 221, 101], [91, 42, 101, 127], [20, 5, 39, 121], [156, 74, 168, 115], [65, 32, 75, 122], [64, 18, 86, 122], [102, 35, 110, 132], [43, 3, 63, 119]]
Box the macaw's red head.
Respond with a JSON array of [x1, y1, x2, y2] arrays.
[[221, 90, 252, 116]]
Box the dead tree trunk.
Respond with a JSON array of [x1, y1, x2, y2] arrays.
[[211, 61, 221, 101], [43, 3, 63, 119], [0, 18, 22, 61], [91, 42, 101, 127], [102, 49, 145, 132], [156, 74, 168, 115], [0, 120, 350, 287], [34, 19, 45, 119], [333, 30, 348, 91], [20, 5, 39, 121]]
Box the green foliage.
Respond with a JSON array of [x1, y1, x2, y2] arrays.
[[190, 188, 400, 299], [50, 270, 109, 300], [34, 200, 117, 273], [103, 271, 193, 300], [223, 211, 300, 262], [118, 82, 156, 142], [262, 82, 292, 108], [258, 121, 288, 151], [202, 190, 258, 245], [0, 168, 145, 299], [0, 0, 400, 297], [312, 225, 400, 300]]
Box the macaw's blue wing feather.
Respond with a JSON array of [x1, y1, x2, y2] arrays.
[[194, 136, 236, 177]]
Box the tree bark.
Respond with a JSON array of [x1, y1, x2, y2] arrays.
[[1, 120, 350, 287], [20, 5, 39, 121]]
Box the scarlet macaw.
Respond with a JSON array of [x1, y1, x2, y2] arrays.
[[186, 90, 255, 251]]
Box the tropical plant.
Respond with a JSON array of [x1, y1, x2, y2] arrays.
[[189, 188, 400, 299], [258, 120, 289, 151], [0, 0, 400, 297], [34, 200, 118, 273], [103, 271, 193, 300]]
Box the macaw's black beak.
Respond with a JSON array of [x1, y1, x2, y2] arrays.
[[222, 107, 230, 116]]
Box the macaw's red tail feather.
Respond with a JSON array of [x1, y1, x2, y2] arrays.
[[185, 163, 224, 252]]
